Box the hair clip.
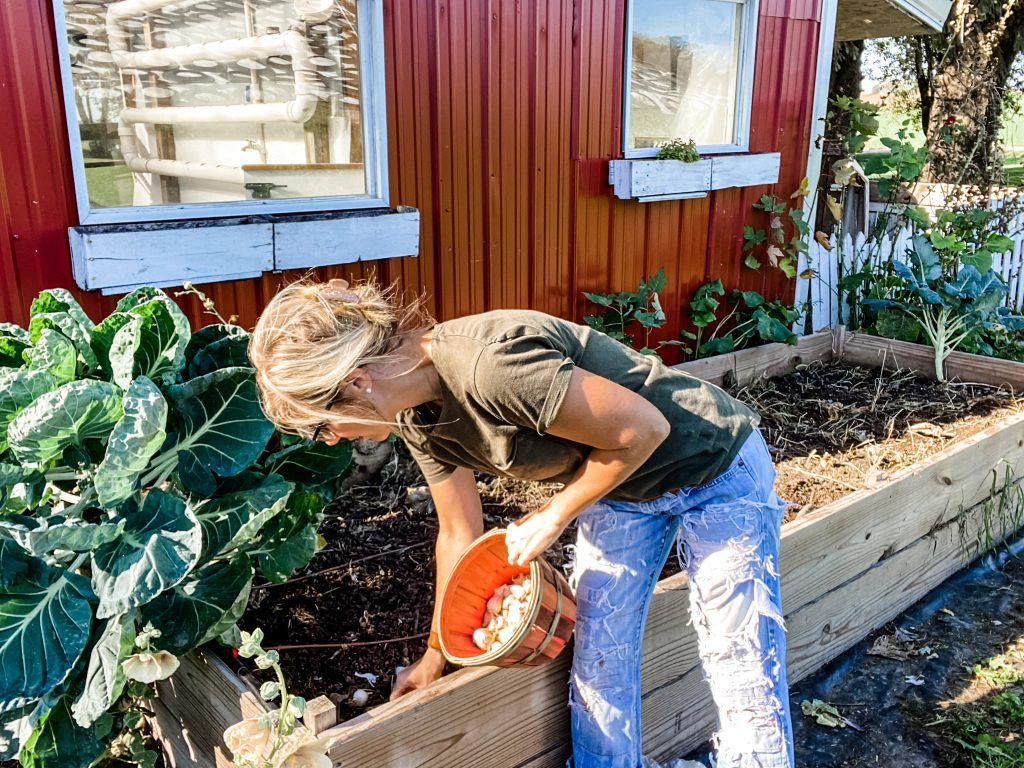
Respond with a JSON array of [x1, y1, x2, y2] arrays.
[[320, 278, 359, 303]]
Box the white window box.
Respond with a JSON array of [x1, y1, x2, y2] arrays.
[[68, 206, 419, 295], [608, 152, 781, 202]]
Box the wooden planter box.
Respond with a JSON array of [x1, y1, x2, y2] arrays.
[[608, 153, 780, 202], [152, 329, 1024, 768]]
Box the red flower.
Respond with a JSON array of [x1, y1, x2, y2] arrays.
[[945, 115, 957, 125], [232, 648, 239, 659]]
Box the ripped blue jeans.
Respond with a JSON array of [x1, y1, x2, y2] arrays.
[[568, 430, 792, 768]]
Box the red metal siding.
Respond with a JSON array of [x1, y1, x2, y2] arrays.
[[0, 0, 823, 348]]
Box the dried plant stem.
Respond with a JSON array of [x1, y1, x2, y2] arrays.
[[787, 464, 864, 492]]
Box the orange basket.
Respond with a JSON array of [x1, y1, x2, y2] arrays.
[[438, 529, 576, 667]]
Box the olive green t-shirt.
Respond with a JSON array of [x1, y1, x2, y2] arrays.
[[394, 309, 758, 501]]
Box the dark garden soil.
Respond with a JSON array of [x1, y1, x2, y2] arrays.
[[233, 361, 1024, 725]]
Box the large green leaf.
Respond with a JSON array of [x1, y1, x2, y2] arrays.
[[0, 463, 32, 510], [71, 614, 135, 728], [0, 324, 30, 369], [8, 381, 122, 466], [91, 489, 201, 619], [264, 439, 353, 492], [876, 306, 921, 342], [754, 311, 797, 344], [0, 565, 94, 704], [114, 287, 164, 313], [0, 470, 48, 515], [0, 517, 125, 558], [184, 324, 250, 380], [1, 697, 40, 761], [0, 369, 59, 453], [89, 312, 134, 379], [0, 539, 33, 589], [108, 297, 190, 389], [29, 289, 94, 333], [94, 378, 168, 509], [258, 491, 324, 583], [19, 695, 108, 768], [27, 314, 98, 377], [194, 479, 292, 562], [142, 554, 253, 655], [25, 330, 77, 385], [166, 367, 275, 495]]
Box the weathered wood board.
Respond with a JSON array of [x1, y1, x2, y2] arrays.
[[152, 333, 1024, 768]]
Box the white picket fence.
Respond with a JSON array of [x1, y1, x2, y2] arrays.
[[796, 191, 1024, 332]]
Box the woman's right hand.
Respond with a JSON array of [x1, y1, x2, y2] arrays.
[[389, 647, 446, 700]]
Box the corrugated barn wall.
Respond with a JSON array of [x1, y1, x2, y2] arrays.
[[0, 0, 822, 353]]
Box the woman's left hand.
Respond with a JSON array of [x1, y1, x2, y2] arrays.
[[505, 506, 569, 566]]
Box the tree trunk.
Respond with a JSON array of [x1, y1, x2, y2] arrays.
[[815, 41, 864, 232], [921, 0, 1024, 186]]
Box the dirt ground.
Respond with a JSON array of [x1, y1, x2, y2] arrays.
[[236, 361, 1024, 726]]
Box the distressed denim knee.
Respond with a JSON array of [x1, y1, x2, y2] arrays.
[[566, 430, 792, 768], [568, 503, 679, 768], [679, 431, 792, 768]]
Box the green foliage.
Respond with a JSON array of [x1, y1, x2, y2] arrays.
[[583, 268, 668, 353], [226, 627, 316, 768], [655, 138, 700, 162], [863, 234, 1022, 380], [831, 96, 881, 155], [677, 283, 799, 359], [741, 191, 810, 279], [0, 287, 352, 766], [857, 124, 929, 198], [947, 648, 1024, 767]]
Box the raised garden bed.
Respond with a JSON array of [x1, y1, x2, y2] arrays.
[[151, 328, 1024, 768]]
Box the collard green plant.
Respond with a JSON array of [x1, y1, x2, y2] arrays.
[[863, 235, 1024, 380], [0, 287, 352, 768]]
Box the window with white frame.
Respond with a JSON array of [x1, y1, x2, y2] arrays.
[[623, 0, 758, 156], [56, 0, 389, 225]]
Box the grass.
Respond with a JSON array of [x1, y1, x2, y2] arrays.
[[944, 645, 1024, 767], [83, 160, 133, 209]]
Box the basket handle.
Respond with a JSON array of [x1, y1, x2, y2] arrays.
[[519, 562, 567, 665]]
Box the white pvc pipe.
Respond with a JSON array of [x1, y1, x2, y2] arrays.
[[117, 121, 244, 184], [122, 93, 319, 124], [110, 29, 312, 70], [106, 0, 332, 186]]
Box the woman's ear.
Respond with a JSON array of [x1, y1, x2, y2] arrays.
[[348, 368, 374, 396]]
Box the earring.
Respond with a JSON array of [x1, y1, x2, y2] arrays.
[[365, 387, 373, 396]]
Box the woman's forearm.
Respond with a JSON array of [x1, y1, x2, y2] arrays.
[[546, 434, 665, 525]]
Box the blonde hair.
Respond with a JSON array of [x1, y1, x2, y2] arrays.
[[249, 278, 432, 437]]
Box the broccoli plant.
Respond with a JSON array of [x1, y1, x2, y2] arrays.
[[0, 287, 351, 768]]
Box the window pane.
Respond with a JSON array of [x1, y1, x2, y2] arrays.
[[628, 0, 743, 149], [63, 0, 369, 209]]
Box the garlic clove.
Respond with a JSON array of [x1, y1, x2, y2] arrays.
[[487, 594, 504, 615], [472, 628, 491, 650]]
